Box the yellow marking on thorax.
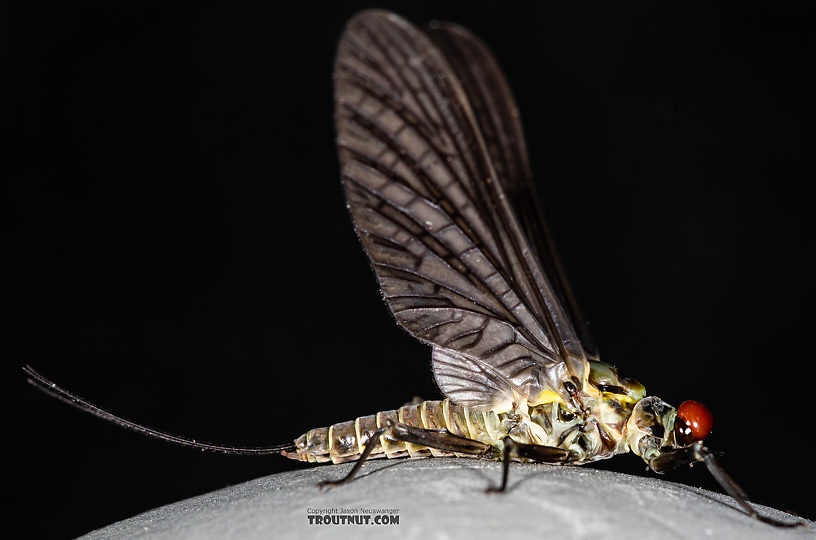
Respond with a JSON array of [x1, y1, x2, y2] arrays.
[[530, 389, 563, 406]]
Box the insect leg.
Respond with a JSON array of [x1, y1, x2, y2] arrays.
[[486, 436, 571, 493], [388, 421, 498, 456], [317, 420, 497, 489], [650, 443, 803, 528], [317, 425, 389, 489], [648, 441, 706, 473]]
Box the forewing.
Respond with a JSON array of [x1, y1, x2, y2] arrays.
[[426, 22, 599, 360], [334, 11, 586, 411]]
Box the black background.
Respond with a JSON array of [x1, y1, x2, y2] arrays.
[[11, 2, 814, 537]]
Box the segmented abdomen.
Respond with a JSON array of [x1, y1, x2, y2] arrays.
[[282, 399, 500, 464]]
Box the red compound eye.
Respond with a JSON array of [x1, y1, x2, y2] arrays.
[[675, 400, 713, 445]]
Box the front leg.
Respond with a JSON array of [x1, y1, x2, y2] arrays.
[[648, 441, 706, 473]]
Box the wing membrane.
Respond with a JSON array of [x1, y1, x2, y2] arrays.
[[335, 10, 587, 410], [426, 22, 599, 360]]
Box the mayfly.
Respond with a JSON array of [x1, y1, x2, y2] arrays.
[[24, 10, 802, 528]]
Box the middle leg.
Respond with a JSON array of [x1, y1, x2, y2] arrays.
[[486, 436, 572, 493]]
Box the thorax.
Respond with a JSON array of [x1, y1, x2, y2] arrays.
[[498, 360, 647, 463]]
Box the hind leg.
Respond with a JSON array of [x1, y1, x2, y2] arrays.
[[317, 419, 496, 488]]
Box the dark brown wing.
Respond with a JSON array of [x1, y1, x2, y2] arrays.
[[426, 21, 599, 360], [334, 10, 588, 411]]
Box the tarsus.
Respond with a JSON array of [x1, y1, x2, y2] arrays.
[[701, 449, 804, 528]]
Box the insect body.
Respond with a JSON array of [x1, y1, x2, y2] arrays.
[[272, 12, 793, 523], [283, 361, 649, 467], [23, 9, 802, 529], [281, 10, 717, 485]]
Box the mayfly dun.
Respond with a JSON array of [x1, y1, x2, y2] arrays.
[[24, 10, 803, 528]]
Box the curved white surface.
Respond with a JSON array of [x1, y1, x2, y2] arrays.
[[80, 458, 811, 539]]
